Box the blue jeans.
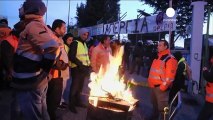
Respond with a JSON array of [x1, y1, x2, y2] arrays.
[[16, 86, 50, 120]]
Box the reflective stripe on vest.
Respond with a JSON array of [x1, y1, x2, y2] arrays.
[[206, 93, 213, 103], [149, 75, 161, 80], [206, 93, 213, 98], [16, 50, 42, 61], [206, 82, 213, 103], [162, 78, 174, 82], [71, 40, 90, 68], [150, 68, 163, 74], [12, 70, 41, 79], [149, 54, 174, 83], [149, 74, 174, 82], [178, 57, 187, 76]]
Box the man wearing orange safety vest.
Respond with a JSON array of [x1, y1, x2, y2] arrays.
[[0, 21, 21, 90], [197, 55, 213, 120], [148, 40, 178, 120], [46, 19, 69, 120]]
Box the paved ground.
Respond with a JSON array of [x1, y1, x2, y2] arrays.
[[0, 72, 210, 120], [128, 73, 206, 120]]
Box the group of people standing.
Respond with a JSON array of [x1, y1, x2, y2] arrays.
[[0, 0, 89, 120], [148, 39, 213, 120], [0, 0, 213, 120], [0, 0, 122, 120]]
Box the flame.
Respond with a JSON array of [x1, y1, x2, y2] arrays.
[[88, 46, 136, 107]]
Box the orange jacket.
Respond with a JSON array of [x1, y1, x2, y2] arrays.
[[3, 35, 19, 51], [206, 82, 213, 103], [50, 69, 60, 79], [89, 45, 95, 59], [91, 43, 112, 73], [148, 49, 178, 91]]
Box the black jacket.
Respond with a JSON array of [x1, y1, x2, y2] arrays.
[[0, 40, 14, 80], [173, 61, 186, 88], [203, 66, 213, 83]]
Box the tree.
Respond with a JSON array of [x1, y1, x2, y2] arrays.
[[76, 0, 120, 27], [140, 0, 213, 37], [76, 3, 87, 27]]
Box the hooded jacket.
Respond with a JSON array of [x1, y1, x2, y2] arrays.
[[12, 15, 59, 89]]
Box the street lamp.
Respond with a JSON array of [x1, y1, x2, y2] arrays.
[[68, 0, 71, 27], [168, 0, 173, 49]]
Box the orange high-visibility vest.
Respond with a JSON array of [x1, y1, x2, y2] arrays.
[[148, 49, 178, 91], [50, 69, 61, 79], [2, 35, 19, 51], [206, 82, 213, 103]]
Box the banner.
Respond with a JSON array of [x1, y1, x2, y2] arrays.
[[80, 13, 176, 36], [91, 24, 103, 36], [78, 24, 103, 36]]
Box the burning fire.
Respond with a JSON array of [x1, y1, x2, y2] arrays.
[[88, 46, 137, 110]]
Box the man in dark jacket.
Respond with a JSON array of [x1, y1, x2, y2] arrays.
[[68, 28, 90, 113], [129, 42, 144, 75], [46, 19, 68, 120], [0, 22, 23, 90], [197, 55, 213, 120], [169, 52, 186, 106]]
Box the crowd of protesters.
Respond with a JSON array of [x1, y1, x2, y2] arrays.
[[0, 0, 213, 120]]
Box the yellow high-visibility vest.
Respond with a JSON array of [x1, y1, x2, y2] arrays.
[[71, 40, 90, 68], [64, 44, 72, 67]]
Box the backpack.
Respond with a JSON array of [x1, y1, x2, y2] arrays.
[[163, 55, 192, 80]]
